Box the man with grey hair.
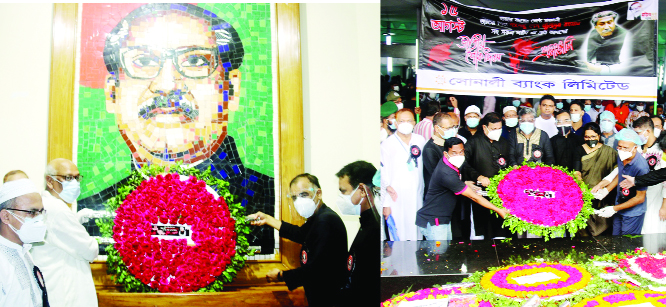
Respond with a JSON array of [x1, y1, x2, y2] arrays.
[[581, 10, 631, 74], [508, 107, 555, 165], [31, 159, 98, 307], [0, 178, 49, 306]]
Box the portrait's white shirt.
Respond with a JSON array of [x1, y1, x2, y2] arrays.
[[0, 234, 42, 307], [30, 191, 99, 307]]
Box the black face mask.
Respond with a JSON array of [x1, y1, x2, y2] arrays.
[[586, 140, 599, 147], [558, 126, 572, 136]]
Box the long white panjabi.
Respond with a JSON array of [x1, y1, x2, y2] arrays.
[[381, 133, 426, 241], [30, 192, 99, 307], [0, 234, 42, 307]]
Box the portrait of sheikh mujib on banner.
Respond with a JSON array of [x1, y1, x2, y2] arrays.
[[417, 0, 659, 100]]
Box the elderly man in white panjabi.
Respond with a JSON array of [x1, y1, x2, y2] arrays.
[[30, 159, 99, 307], [0, 178, 48, 307]]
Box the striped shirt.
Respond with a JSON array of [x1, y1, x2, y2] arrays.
[[414, 118, 434, 140]]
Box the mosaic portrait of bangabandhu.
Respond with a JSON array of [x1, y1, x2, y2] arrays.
[[76, 3, 277, 257]]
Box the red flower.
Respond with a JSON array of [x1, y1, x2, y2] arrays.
[[113, 174, 237, 292]]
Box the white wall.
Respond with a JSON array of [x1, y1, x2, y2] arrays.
[[300, 3, 380, 244], [0, 4, 53, 189], [300, 3, 380, 205]]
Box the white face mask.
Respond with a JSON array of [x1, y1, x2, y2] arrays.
[[51, 176, 81, 204], [615, 100, 623, 106], [388, 119, 397, 130], [446, 153, 465, 169], [6, 211, 47, 244], [519, 122, 535, 134], [394, 86, 399, 91], [571, 113, 582, 123], [293, 191, 319, 219], [637, 106, 645, 112], [396, 103, 404, 110], [397, 122, 414, 135], [636, 130, 648, 145], [600, 121, 615, 133], [466, 117, 480, 128], [341, 185, 363, 207], [618, 147, 635, 161], [505, 118, 518, 128], [654, 128, 662, 137], [486, 127, 502, 141]]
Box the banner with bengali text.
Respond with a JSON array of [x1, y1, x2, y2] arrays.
[[417, 0, 658, 100]]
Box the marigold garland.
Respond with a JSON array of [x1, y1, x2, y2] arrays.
[[487, 163, 594, 241], [480, 262, 591, 299], [96, 163, 253, 293]]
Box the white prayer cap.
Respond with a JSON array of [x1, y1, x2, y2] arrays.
[[465, 105, 481, 116], [503, 106, 517, 114], [0, 179, 38, 204]]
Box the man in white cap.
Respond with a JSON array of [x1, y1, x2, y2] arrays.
[[0, 178, 49, 307], [31, 158, 99, 307], [459, 105, 481, 140], [501, 106, 518, 140]]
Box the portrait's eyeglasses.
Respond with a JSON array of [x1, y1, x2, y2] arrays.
[[51, 175, 83, 182], [6, 208, 46, 218], [120, 46, 220, 80]]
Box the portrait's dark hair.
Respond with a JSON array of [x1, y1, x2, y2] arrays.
[[540, 95, 556, 104], [569, 101, 585, 111], [444, 137, 464, 151], [582, 122, 601, 137], [290, 173, 321, 189], [632, 116, 654, 131], [423, 100, 441, 117], [591, 10, 619, 26], [103, 3, 244, 76], [480, 112, 502, 128], [335, 161, 377, 189], [433, 112, 453, 126]]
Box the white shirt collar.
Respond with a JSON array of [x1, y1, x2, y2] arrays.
[[0, 232, 30, 253]]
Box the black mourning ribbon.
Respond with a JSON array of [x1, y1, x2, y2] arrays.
[[33, 266, 50, 307], [408, 145, 422, 168]]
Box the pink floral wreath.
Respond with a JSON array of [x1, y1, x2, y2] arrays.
[[112, 173, 237, 292], [488, 163, 594, 239]]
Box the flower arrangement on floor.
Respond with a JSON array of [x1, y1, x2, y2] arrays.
[[593, 248, 666, 290], [96, 163, 253, 292], [479, 262, 592, 299], [573, 290, 666, 306], [487, 163, 594, 240], [381, 286, 492, 307], [463, 250, 630, 307]]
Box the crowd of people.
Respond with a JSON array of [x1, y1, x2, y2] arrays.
[[380, 89, 666, 242]]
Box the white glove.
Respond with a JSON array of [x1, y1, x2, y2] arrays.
[[595, 206, 617, 218], [593, 188, 609, 200], [77, 208, 94, 224]]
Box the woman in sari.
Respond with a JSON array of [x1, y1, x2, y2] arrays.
[[573, 122, 618, 236]]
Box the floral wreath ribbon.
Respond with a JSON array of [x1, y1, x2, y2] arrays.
[[408, 145, 422, 167]]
